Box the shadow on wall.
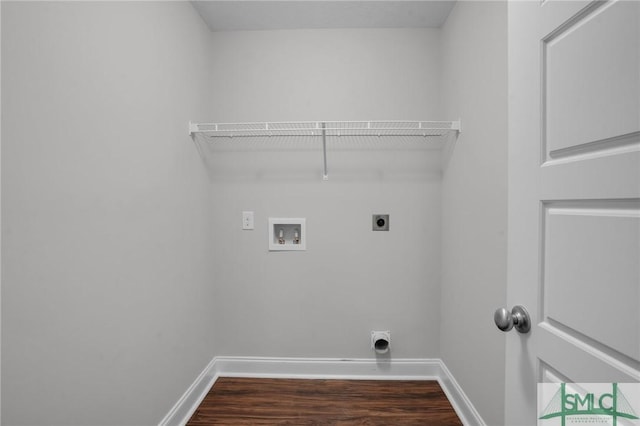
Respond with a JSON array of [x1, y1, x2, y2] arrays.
[[192, 135, 444, 183]]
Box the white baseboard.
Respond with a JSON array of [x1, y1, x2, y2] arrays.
[[213, 356, 443, 380], [159, 356, 486, 426], [437, 360, 487, 426], [157, 357, 218, 426]]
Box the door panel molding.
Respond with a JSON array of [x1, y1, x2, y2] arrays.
[[542, 0, 640, 161], [540, 199, 640, 362], [548, 131, 640, 161], [539, 322, 640, 383]]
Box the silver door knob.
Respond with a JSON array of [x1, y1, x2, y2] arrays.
[[494, 305, 531, 333]]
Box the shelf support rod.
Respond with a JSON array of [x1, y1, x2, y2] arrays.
[[322, 122, 328, 181]]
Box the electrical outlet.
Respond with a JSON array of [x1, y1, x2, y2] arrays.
[[372, 214, 389, 231], [242, 211, 254, 230]]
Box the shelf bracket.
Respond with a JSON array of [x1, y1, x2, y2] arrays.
[[188, 121, 198, 137], [322, 122, 328, 181]]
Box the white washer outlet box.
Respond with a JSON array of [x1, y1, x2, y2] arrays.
[[268, 218, 306, 251]]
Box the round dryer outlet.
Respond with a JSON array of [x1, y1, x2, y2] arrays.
[[371, 330, 391, 354], [372, 214, 389, 231]]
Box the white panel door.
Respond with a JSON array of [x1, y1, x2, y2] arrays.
[[506, 1, 640, 424]]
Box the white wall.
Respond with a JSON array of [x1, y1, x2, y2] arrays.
[[206, 29, 444, 358], [440, 2, 508, 425], [1, 2, 215, 425], [2, 3, 512, 422]]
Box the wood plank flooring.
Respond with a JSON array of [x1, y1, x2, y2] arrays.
[[187, 378, 462, 425]]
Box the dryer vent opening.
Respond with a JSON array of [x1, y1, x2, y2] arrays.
[[371, 331, 391, 354]]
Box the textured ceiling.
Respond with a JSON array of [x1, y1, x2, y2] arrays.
[[191, 1, 456, 32]]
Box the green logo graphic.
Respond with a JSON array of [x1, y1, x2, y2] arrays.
[[539, 383, 639, 426]]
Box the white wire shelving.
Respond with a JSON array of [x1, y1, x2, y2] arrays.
[[188, 120, 461, 180]]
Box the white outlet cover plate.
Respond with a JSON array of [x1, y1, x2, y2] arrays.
[[242, 211, 254, 230]]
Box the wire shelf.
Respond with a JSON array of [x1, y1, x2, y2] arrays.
[[188, 120, 461, 180], [189, 120, 460, 139]]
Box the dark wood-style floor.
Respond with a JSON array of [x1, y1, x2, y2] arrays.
[[187, 378, 463, 425]]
